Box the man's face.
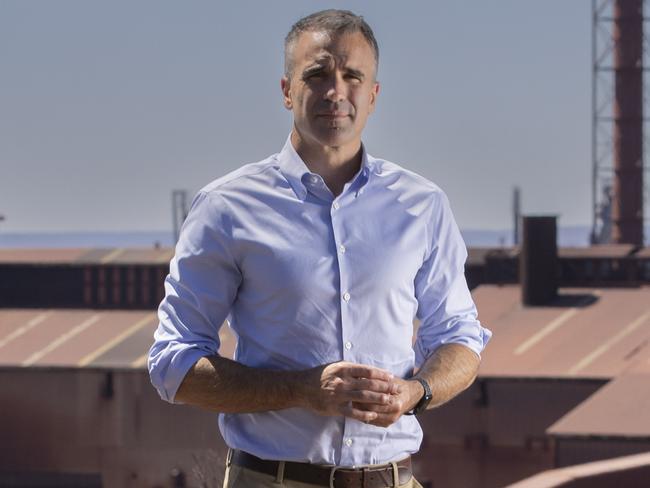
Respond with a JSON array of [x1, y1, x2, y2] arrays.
[[281, 30, 380, 150]]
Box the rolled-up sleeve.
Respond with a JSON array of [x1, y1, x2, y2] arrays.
[[148, 190, 241, 403], [413, 191, 492, 368]]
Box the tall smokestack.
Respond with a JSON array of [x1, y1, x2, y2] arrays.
[[612, 0, 644, 246], [520, 216, 558, 306]]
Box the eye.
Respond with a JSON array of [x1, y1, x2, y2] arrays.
[[303, 70, 325, 81]]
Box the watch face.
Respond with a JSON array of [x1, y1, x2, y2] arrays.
[[415, 396, 431, 415]]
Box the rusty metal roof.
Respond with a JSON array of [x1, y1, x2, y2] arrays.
[[547, 356, 650, 438], [4, 283, 650, 377], [478, 283, 650, 442], [475, 284, 650, 379], [506, 451, 650, 487], [1, 246, 518, 267], [2, 245, 649, 266], [0, 247, 174, 265], [558, 244, 637, 259], [0, 309, 236, 368]]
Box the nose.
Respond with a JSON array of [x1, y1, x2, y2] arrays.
[[324, 72, 346, 102]]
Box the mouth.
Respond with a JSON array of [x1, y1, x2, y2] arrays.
[[317, 113, 350, 119]]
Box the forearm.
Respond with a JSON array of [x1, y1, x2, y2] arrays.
[[413, 343, 481, 409], [174, 354, 308, 413]]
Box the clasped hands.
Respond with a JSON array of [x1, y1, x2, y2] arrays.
[[303, 361, 424, 428]]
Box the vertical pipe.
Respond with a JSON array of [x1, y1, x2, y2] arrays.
[[612, 0, 644, 245], [591, 0, 598, 244]]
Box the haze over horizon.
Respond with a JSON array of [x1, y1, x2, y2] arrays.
[[2, 1, 595, 233]]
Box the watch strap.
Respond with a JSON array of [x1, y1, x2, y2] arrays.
[[404, 377, 432, 416]]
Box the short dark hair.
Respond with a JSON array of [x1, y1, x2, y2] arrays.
[[284, 9, 379, 79]]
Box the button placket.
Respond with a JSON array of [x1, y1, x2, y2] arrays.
[[332, 203, 354, 464]]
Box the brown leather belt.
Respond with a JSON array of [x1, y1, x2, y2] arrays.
[[231, 449, 412, 487]]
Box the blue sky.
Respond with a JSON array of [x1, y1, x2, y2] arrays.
[[1, 1, 592, 233]]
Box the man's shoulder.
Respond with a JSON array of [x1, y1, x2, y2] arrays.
[[199, 154, 280, 195], [370, 157, 444, 196]]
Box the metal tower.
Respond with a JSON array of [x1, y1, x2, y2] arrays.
[[591, 0, 648, 246]]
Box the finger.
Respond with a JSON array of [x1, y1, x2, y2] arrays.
[[340, 403, 379, 423], [348, 377, 394, 394], [342, 389, 391, 405], [351, 401, 401, 414], [341, 364, 393, 381], [366, 412, 400, 428]]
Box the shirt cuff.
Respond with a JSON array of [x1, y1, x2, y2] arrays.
[[148, 344, 214, 404]]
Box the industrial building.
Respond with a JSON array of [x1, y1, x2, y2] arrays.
[[2, 0, 650, 486], [2, 219, 650, 487]]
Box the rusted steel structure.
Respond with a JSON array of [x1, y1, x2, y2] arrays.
[[612, 0, 645, 245], [0, 248, 171, 309], [4, 282, 650, 487], [4, 236, 650, 486], [5, 243, 650, 314], [592, 0, 647, 246]]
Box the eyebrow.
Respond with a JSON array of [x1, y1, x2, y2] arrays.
[[344, 68, 365, 80], [301, 65, 366, 81], [302, 65, 326, 78]]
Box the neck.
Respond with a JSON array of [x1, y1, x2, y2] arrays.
[[290, 129, 363, 197]]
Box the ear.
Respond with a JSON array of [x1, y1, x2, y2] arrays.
[[281, 77, 292, 110], [368, 81, 380, 114]]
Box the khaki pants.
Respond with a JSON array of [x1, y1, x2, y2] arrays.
[[223, 459, 423, 488]]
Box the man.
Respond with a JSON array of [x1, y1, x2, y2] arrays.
[[148, 9, 491, 488]]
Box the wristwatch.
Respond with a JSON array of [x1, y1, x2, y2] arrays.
[[404, 377, 432, 416]]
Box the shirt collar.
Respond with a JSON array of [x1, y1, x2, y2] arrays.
[[277, 134, 375, 201]]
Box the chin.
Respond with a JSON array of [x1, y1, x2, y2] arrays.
[[312, 128, 357, 148]]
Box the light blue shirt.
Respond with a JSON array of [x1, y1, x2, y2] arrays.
[[148, 136, 492, 466]]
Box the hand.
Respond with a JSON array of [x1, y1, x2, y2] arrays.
[[301, 361, 401, 423], [352, 377, 425, 428]]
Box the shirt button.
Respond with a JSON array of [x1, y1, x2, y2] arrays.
[[309, 175, 319, 184], [344, 341, 352, 350], [339, 244, 346, 254], [343, 292, 351, 302], [333, 202, 340, 210], [344, 438, 353, 447]]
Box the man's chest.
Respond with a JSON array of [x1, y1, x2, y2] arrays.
[[229, 190, 430, 298]]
